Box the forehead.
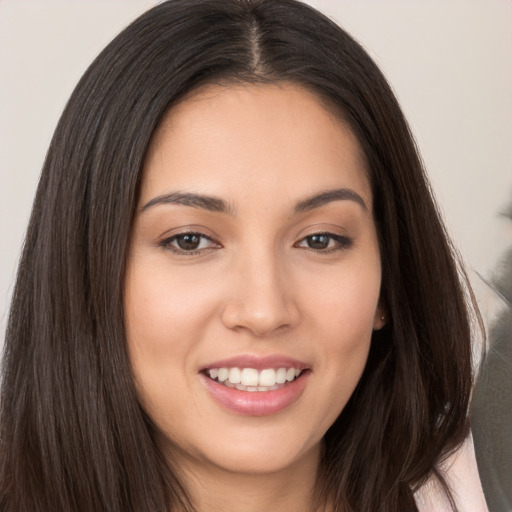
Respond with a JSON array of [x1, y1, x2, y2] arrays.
[[141, 83, 372, 211]]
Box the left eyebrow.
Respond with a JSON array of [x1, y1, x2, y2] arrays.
[[294, 188, 368, 213], [140, 191, 234, 214]]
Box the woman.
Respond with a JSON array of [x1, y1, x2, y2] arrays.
[[0, 0, 481, 510]]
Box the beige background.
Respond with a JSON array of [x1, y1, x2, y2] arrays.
[[1, 0, 511, 346]]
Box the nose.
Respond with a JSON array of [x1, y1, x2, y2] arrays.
[[221, 250, 300, 337]]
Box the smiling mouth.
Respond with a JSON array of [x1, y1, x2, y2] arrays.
[[203, 367, 304, 392]]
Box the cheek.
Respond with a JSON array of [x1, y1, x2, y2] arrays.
[[303, 256, 381, 334], [123, 261, 215, 413], [123, 261, 207, 420], [124, 259, 219, 351], [319, 279, 377, 371], [301, 257, 381, 407]]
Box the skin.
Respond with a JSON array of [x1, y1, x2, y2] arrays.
[[124, 83, 385, 512]]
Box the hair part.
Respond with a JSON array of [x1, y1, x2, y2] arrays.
[[1, 1, 476, 511]]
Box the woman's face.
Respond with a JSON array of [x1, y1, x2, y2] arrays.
[[124, 83, 384, 478]]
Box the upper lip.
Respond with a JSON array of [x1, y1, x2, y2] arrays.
[[200, 354, 310, 372]]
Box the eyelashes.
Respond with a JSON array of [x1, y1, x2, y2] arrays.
[[158, 231, 353, 256], [294, 233, 353, 252], [158, 232, 219, 255]]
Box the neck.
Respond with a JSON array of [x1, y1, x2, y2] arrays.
[[173, 444, 327, 512]]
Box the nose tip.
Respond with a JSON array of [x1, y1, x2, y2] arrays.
[[220, 265, 300, 337], [221, 301, 297, 337]]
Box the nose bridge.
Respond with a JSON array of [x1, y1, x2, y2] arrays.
[[221, 241, 299, 336]]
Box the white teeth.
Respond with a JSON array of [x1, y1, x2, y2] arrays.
[[240, 368, 259, 387], [206, 366, 304, 391], [217, 368, 229, 382], [276, 367, 287, 384], [286, 368, 295, 382], [228, 367, 241, 384], [259, 368, 276, 387]]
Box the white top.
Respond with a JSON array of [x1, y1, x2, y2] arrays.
[[415, 433, 489, 512]]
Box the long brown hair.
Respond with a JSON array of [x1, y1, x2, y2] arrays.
[[1, 1, 476, 510]]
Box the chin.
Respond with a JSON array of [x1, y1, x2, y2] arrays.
[[205, 442, 320, 475], [167, 422, 323, 477]]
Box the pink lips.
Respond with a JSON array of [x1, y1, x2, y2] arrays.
[[199, 355, 310, 416]]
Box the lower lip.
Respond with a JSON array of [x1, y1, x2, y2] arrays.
[[200, 372, 309, 416]]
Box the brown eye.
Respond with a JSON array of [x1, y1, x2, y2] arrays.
[[159, 232, 218, 254], [175, 234, 201, 251], [296, 233, 353, 252], [307, 234, 330, 250]]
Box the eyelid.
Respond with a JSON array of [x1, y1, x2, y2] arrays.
[[294, 231, 353, 253], [158, 228, 222, 255]]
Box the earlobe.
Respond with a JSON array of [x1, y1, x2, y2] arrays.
[[373, 307, 387, 330]]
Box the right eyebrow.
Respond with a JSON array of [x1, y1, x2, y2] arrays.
[[294, 187, 368, 214], [140, 191, 234, 215]]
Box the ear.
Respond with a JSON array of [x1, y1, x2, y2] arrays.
[[373, 304, 387, 330]]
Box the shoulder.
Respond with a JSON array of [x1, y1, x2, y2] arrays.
[[414, 434, 488, 512]]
